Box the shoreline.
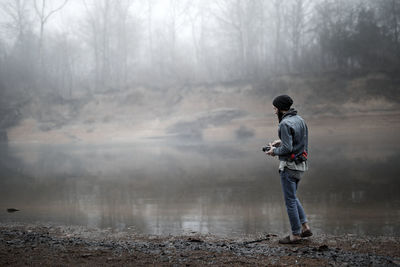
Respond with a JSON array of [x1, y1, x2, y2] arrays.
[[1, 222, 399, 266], [6, 111, 400, 145]]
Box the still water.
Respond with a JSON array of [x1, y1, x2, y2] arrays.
[[1, 120, 400, 237]]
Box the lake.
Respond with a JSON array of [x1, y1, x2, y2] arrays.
[[1, 115, 400, 237]]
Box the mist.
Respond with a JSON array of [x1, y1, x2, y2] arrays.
[[0, 0, 398, 144], [1, 0, 400, 243]]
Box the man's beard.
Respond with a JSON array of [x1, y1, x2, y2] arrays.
[[277, 110, 284, 122]]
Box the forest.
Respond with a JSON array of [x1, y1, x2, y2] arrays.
[[0, 0, 399, 142]]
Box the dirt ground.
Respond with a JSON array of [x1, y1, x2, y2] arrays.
[[1, 223, 399, 266]]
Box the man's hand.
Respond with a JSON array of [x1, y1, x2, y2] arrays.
[[265, 142, 276, 156], [271, 139, 281, 147]]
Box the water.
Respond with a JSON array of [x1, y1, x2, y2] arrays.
[[1, 116, 400, 237]]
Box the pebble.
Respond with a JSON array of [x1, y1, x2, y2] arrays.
[[0, 228, 398, 266]]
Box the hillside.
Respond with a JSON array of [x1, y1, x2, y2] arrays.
[[6, 72, 400, 144]]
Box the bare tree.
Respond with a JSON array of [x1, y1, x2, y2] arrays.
[[112, 0, 134, 89], [211, 0, 262, 79], [83, 0, 137, 90], [33, 0, 69, 67], [0, 0, 37, 97], [183, 0, 211, 81], [284, 0, 314, 72], [1, 0, 31, 44], [167, 0, 186, 76], [147, 0, 154, 67], [82, 0, 111, 90]]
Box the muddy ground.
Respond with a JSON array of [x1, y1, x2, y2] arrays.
[[0, 223, 399, 266]]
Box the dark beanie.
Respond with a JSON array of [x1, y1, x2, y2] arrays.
[[273, 95, 293, 111]]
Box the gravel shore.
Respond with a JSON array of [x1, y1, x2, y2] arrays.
[[1, 223, 399, 266]]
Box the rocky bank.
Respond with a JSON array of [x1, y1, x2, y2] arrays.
[[1, 223, 399, 266]]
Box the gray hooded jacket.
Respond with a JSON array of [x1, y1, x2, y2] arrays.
[[273, 108, 308, 162]]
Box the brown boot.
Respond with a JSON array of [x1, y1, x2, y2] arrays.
[[279, 235, 302, 244], [300, 229, 313, 238]]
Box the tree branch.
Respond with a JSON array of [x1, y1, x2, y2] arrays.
[[43, 0, 69, 24]]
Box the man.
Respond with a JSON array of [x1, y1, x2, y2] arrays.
[[266, 95, 312, 244]]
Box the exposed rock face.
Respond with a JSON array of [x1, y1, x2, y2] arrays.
[[0, 104, 23, 143], [0, 130, 7, 142]]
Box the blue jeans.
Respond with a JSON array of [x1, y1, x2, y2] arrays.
[[280, 169, 308, 235]]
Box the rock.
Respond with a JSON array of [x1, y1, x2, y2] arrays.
[[6, 208, 19, 213], [0, 130, 8, 142], [391, 260, 400, 265], [187, 237, 203, 243], [265, 233, 278, 237], [318, 244, 329, 251]]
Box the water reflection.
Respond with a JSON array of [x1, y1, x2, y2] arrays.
[[0, 138, 399, 237]]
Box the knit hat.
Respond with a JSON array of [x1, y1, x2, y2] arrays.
[[272, 95, 293, 111]]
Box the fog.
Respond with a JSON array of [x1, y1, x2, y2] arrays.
[[0, 0, 399, 143], [0, 0, 399, 236]]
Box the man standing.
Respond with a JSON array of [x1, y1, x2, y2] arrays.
[[266, 95, 312, 244]]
